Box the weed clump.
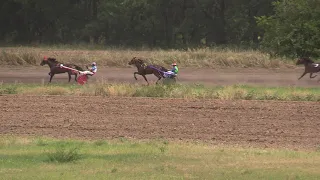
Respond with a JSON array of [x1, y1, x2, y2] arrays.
[[94, 140, 108, 146], [46, 143, 82, 163], [0, 86, 18, 94]]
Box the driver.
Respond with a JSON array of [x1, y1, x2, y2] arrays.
[[86, 62, 97, 76], [59, 62, 97, 76], [164, 63, 179, 77]]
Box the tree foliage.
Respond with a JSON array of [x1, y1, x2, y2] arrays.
[[256, 0, 320, 58], [1, 0, 320, 58], [0, 0, 274, 48]]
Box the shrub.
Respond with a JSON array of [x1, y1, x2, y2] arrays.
[[46, 144, 82, 163]]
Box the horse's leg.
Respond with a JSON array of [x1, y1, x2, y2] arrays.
[[133, 72, 139, 80], [49, 74, 54, 83], [74, 73, 78, 82], [141, 74, 149, 85], [156, 77, 161, 84], [68, 72, 71, 82], [155, 73, 162, 84], [298, 71, 307, 80], [310, 73, 317, 78], [155, 71, 165, 84]]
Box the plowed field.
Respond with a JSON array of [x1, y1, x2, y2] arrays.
[[1, 95, 319, 150]]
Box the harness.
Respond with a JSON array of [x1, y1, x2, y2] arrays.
[[142, 63, 147, 69], [147, 65, 176, 78]]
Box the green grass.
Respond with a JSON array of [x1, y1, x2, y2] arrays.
[[1, 82, 319, 102], [0, 135, 319, 180], [0, 46, 294, 68]]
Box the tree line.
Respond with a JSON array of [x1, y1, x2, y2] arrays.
[[1, 0, 319, 57]]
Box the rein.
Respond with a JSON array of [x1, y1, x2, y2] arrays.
[[148, 65, 164, 73]]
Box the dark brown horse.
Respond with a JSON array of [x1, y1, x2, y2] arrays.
[[40, 57, 84, 83], [128, 57, 168, 85], [296, 57, 320, 81]]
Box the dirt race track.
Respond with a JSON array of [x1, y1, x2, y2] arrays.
[[1, 96, 319, 150], [0, 66, 320, 87]]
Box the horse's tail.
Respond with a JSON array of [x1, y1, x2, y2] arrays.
[[149, 65, 168, 77], [156, 66, 168, 77], [160, 66, 168, 72], [73, 65, 84, 71]]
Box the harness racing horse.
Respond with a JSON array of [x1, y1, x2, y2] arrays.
[[40, 57, 84, 83], [296, 57, 320, 81], [128, 57, 168, 85]]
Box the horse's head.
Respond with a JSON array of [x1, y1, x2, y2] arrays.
[[128, 57, 144, 65], [296, 57, 314, 65], [40, 56, 57, 66], [40, 56, 48, 66]]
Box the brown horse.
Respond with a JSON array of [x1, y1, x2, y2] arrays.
[[128, 57, 168, 85], [40, 57, 84, 83], [296, 57, 320, 81]]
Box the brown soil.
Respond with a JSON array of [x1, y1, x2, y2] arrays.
[[0, 66, 319, 87], [1, 96, 319, 150]]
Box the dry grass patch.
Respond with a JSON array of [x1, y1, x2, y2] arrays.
[[0, 46, 294, 68], [20, 86, 70, 95], [0, 49, 39, 65]]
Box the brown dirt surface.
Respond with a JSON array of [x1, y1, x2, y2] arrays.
[[1, 96, 319, 150], [0, 66, 319, 87]]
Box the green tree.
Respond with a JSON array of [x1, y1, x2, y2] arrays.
[[257, 0, 320, 58], [0, 0, 277, 48]]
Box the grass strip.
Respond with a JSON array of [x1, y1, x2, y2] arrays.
[[0, 83, 319, 102], [0, 135, 319, 180]]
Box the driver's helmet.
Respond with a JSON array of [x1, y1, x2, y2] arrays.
[[92, 62, 96, 66]]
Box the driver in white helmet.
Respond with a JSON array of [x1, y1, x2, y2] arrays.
[[88, 62, 97, 74], [84, 62, 97, 76]]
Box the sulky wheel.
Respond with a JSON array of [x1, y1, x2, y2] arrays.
[[77, 74, 88, 85]]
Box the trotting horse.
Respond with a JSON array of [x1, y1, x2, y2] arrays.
[[296, 57, 320, 81], [40, 56, 84, 83], [128, 57, 168, 85]]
